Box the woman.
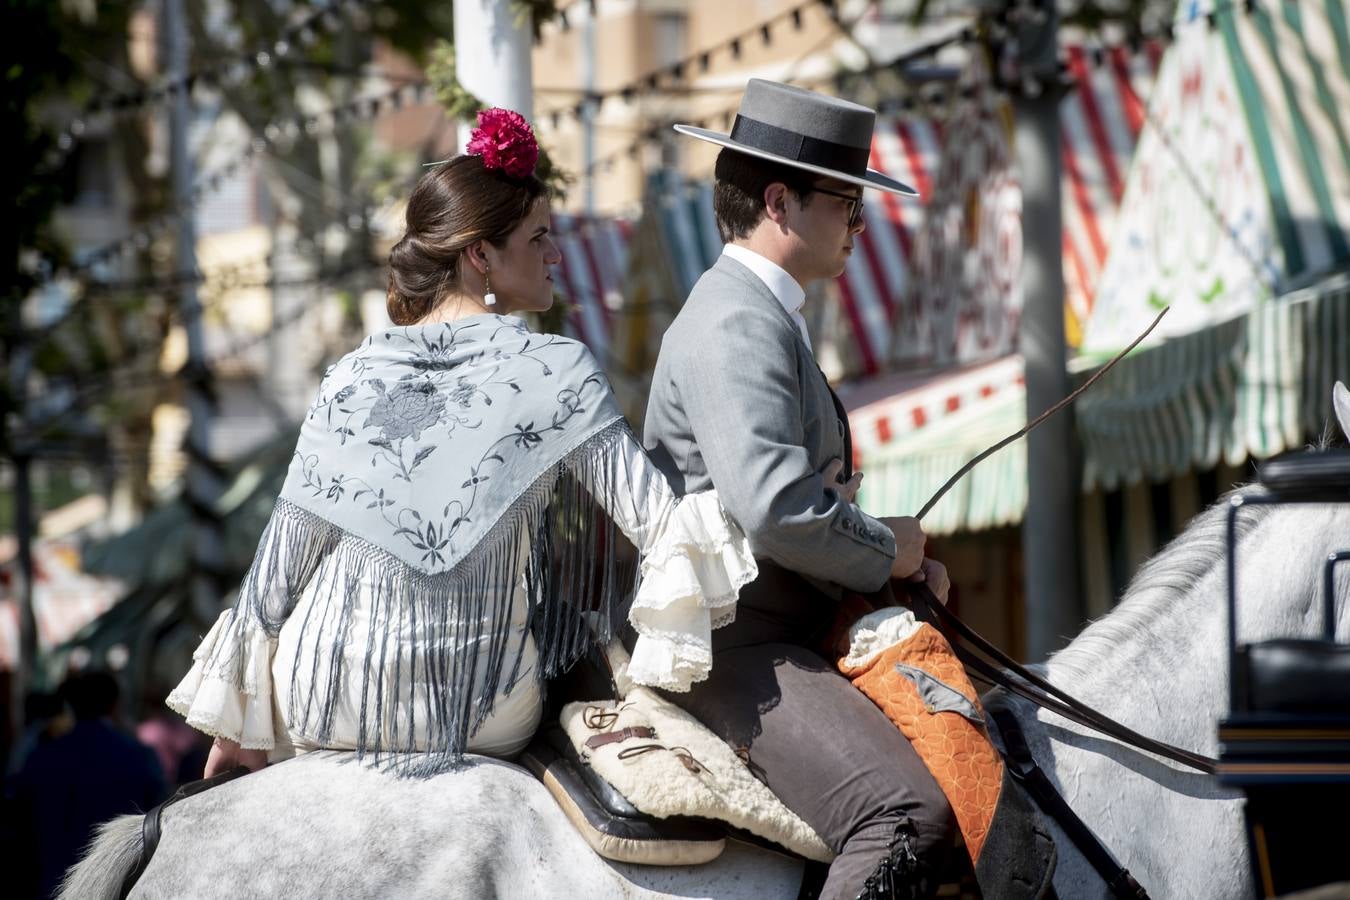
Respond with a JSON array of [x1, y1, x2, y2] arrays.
[[168, 109, 757, 778]]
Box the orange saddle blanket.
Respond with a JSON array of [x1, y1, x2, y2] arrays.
[[836, 606, 1004, 865]]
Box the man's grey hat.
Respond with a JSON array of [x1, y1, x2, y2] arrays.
[[673, 79, 917, 197]]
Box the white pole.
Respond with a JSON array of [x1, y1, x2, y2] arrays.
[[453, 0, 536, 150], [168, 0, 227, 629], [582, 6, 596, 215]]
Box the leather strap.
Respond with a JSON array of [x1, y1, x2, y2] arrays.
[[120, 764, 252, 899], [990, 708, 1151, 900], [908, 582, 1219, 774], [585, 726, 657, 750]]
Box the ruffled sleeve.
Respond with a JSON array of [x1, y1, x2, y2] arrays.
[[625, 490, 757, 691], [569, 425, 757, 692], [165, 609, 277, 749]]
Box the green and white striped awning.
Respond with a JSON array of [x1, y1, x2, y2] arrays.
[[1077, 274, 1350, 490], [853, 273, 1349, 532], [845, 356, 1028, 535], [854, 386, 1027, 535]]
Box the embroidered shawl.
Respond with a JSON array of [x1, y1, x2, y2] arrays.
[[201, 314, 646, 774]]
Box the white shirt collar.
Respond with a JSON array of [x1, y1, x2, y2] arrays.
[[721, 244, 811, 351]]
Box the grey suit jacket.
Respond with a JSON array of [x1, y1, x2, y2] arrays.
[[644, 254, 897, 646]]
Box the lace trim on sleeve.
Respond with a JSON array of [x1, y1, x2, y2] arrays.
[[626, 491, 757, 692], [166, 609, 277, 750]]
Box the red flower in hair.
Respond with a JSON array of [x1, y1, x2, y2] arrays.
[[466, 108, 539, 178]]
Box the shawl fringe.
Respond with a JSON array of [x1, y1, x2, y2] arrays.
[[201, 419, 639, 777]]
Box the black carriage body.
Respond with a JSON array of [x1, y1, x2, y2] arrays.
[[1220, 449, 1350, 899]]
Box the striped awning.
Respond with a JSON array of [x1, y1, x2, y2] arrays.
[[844, 356, 1028, 535], [636, 42, 1162, 382], [550, 212, 634, 365], [1083, 0, 1350, 352], [1059, 41, 1164, 344], [1078, 273, 1350, 490], [851, 272, 1350, 532], [1217, 0, 1350, 285]]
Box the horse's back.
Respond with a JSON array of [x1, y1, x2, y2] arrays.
[[128, 751, 802, 899]]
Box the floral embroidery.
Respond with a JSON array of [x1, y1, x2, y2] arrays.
[[364, 378, 447, 442], [290, 316, 618, 566]]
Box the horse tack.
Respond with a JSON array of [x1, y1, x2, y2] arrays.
[[909, 582, 1219, 775], [615, 742, 707, 774], [585, 726, 656, 750], [119, 764, 252, 900], [901, 581, 1200, 899], [989, 708, 1149, 900]]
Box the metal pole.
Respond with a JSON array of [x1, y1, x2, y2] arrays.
[[167, 0, 225, 629], [1013, 0, 1081, 660], [452, 0, 536, 151], [582, 6, 597, 215]]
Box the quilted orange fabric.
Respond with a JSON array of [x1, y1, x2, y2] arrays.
[[838, 623, 1004, 863]]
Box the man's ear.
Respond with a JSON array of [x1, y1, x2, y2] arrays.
[[762, 182, 791, 225]]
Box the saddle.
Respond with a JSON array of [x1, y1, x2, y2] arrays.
[[523, 639, 832, 868], [519, 722, 728, 866]]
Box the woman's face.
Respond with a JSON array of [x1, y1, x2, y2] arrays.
[[479, 197, 561, 314]]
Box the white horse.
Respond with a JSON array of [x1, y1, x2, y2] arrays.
[[62, 398, 1350, 899]]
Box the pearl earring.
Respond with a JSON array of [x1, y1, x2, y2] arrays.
[[483, 266, 497, 307]]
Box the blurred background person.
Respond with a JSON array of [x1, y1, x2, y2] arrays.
[[8, 670, 167, 900]]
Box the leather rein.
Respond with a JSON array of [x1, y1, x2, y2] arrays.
[[904, 582, 1217, 900], [907, 581, 1218, 775]]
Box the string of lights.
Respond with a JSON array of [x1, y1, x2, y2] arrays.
[[535, 0, 838, 126], [47, 0, 372, 170], [46, 77, 426, 289]]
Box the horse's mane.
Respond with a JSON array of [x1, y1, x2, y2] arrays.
[[1049, 483, 1276, 683]]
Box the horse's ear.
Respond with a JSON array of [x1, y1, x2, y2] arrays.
[[1335, 381, 1350, 443]]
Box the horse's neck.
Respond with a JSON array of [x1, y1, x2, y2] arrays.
[[1008, 500, 1345, 898], [1038, 500, 1342, 752], [1040, 582, 1229, 754]]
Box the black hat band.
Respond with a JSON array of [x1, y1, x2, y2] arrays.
[[729, 115, 871, 177]]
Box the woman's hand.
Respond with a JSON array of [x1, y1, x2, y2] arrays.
[[204, 736, 268, 778], [821, 457, 863, 504], [905, 557, 951, 605]]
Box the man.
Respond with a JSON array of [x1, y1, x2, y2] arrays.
[[643, 79, 956, 899]]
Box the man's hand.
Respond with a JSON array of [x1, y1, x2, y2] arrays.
[[905, 557, 950, 605], [821, 457, 863, 504], [880, 515, 926, 578]]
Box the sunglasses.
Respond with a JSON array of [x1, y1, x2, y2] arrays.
[[808, 185, 865, 228]]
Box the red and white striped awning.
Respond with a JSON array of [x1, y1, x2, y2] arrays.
[[550, 213, 634, 365], [843, 355, 1026, 461], [1058, 41, 1164, 342], [841, 356, 1030, 534]]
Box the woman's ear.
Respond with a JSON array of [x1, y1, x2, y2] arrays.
[[463, 240, 489, 275]]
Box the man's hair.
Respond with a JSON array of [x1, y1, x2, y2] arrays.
[[61, 670, 120, 720], [711, 148, 817, 243]]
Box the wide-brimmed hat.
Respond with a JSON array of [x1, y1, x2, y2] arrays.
[[673, 79, 916, 197]]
